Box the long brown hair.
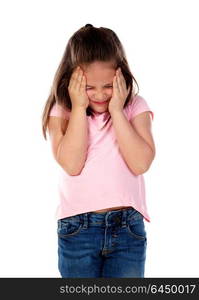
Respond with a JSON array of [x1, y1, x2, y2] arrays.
[[41, 24, 139, 140]]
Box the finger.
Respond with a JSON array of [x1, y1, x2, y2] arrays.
[[78, 70, 87, 92], [118, 71, 129, 96], [113, 75, 118, 91], [69, 66, 80, 89], [80, 75, 86, 92], [116, 73, 123, 94], [118, 69, 126, 90], [74, 68, 83, 90]]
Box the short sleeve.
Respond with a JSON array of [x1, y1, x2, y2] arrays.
[[49, 102, 70, 120], [127, 95, 154, 121]]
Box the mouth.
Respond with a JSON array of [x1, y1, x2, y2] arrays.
[[91, 100, 109, 105]]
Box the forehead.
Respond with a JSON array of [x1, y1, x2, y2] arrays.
[[80, 61, 116, 85]]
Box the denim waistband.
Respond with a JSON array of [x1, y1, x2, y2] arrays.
[[78, 207, 140, 229]]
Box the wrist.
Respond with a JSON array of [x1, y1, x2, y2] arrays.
[[72, 105, 87, 113], [109, 108, 123, 116]]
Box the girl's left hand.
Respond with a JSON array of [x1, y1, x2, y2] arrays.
[[108, 67, 130, 113]]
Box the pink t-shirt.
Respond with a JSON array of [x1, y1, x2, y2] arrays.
[[49, 94, 154, 222]]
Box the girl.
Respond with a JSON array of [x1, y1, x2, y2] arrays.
[[42, 24, 155, 278]]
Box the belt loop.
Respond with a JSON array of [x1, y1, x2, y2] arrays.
[[82, 213, 88, 229], [121, 209, 127, 228]]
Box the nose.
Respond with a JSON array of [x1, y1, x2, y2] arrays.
[[92, 91, 109, 101]]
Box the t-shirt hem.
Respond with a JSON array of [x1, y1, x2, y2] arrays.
[[55, 205, 150, 223]]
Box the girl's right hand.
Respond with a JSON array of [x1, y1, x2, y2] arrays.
[[68, 66, 89, 109]]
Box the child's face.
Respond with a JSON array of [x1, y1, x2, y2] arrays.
[[80, 61, 116, 114]]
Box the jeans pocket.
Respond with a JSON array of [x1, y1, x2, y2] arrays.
[[57, 216, 83, 238], [126, 212, 147, 240]]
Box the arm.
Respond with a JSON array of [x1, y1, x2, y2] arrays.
[[110, 110, 155, 175], [57, 106, 88, 175], [48, 106, 88, 176]]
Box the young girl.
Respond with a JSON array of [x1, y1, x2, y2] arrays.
[[42, 24, 155, 278]]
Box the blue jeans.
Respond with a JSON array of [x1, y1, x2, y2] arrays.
[[57, 207, 147, 278]]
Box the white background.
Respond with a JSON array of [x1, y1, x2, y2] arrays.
[[0, 0, 199, 277]]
